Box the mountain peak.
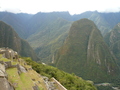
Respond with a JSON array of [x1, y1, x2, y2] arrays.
[[55, 19, 120, 82]]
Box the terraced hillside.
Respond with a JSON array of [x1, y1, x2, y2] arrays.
[[0, 48, 97, 90]]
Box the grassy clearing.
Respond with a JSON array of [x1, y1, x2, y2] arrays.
[[20, 73, 34, 89]]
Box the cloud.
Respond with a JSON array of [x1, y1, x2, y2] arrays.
[[0, 0, 120, 14]]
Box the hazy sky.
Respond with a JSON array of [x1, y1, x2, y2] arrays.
[[0, 0, 120, 15]]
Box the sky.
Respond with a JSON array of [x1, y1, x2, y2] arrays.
[[0, 0, 120, 15]]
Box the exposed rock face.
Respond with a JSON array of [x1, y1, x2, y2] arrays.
[[0, 78, 14, 90], [17, 65, 27, 73], [55, 19, 120, 82], [0, 63, 5, 72], [32, 85, 39, 90], [0, 63, 7, 78]]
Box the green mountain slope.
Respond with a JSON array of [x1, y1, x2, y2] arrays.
[[0, 21, 38, 61], [27, 17, 72, 63], [0, 12, 33, 38], [104, 23, 120, 64], [55, 19, 120, 83]]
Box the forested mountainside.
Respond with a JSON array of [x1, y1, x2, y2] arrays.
[[54, 19, 120, 83], [0, 21, 38, 61], [0, 11, 120, 63]]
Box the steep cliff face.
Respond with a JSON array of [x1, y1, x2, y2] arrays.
[[55, 19, 120, 82], [104, 23, 120, 64], [0, 21, 38, 61]]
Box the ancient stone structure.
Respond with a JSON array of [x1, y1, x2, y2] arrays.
[[51, 78, 67, 90], [0, 47, 18, 59], [0, 63, 14, 90]]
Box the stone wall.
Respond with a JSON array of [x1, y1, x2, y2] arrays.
[[0, 63, 14, 90], [0, 48, 18, 59], [51, 78, 67, 90]]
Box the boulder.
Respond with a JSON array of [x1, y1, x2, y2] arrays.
[[17, 65, 27, 73], [33, 85, 39, 90]]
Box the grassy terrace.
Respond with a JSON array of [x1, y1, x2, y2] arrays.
[[0, 55, 47, 90], [6, 67, 46, 90], [0, 55, 46, 90], [6, 68, 34, 90]]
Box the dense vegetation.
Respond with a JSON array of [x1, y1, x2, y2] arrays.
[[55, 19, 120, 83], [24, 57, 97, 90], [0, 21, 38, 61]]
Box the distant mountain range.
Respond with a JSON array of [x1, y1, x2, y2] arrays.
[[0, 21, 38, 61], [0, 11, 120, 63]]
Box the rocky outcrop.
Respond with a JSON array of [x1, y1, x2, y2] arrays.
[[32, 85, 39, 90], [0, 78, 14, 90], [17, 64, 27, 73]]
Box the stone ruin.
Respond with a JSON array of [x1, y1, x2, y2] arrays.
[[0, 47, 18, 59], [0, 63, 14, 90]]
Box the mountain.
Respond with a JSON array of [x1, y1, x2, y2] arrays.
[[104, 23, 120, 65], [54, 19, 120, 83], [0, 21, 38, 61]]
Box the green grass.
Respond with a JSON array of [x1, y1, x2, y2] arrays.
[[0, 57, 11, 62], [0, 54, 2, 58], [20, 73, 34, 89]]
